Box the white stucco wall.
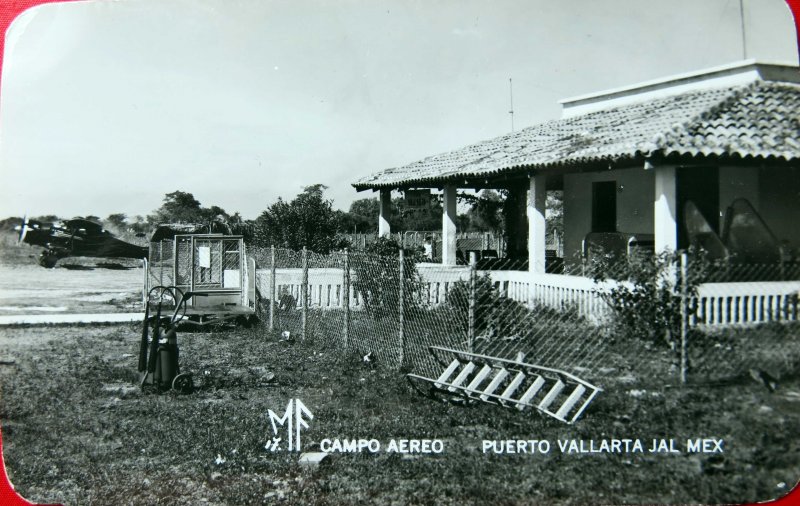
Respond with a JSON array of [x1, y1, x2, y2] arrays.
[[562, 164, 798, 267], [563, 167, 654, 267]]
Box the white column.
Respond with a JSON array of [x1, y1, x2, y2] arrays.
[[378, 189, 391, 238], [527, 174, 547, 273], [442, 184, 457, 265], [654, 165, 678, 252]]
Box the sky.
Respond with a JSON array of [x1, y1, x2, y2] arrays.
[[0, 0, 797, 221]]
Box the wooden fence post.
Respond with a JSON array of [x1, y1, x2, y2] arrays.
[[398, 248, 405, 367], [469, 251, 477, 353], [343, 249, 350, 350], [680, 252, 689, 384]]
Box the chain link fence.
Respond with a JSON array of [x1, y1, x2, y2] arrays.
[[248, 245, 800, 388], [683, 259, 800, 383]]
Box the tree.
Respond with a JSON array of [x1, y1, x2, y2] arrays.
[[391, 195, 442, 232], [149, 191, 204, 224], [129, 215, 149, 235], [202, 205, 229, 222], [0, 216, 23, 232], [253, 184, 344, 253], [105, 213, 128, 231], [33, 215, 60, 223], [147, 191, 235, 230], [460, 190, 505, 233], [339, 198, 380, 233]]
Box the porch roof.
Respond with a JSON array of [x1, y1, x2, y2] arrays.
[[353, 80, 800, 190]]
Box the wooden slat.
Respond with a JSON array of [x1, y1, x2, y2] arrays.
[[448, 362, 476, 392], [434, 359, 461, 389], [499, 371, 526, 402], [554, 384, 586, 420], [465, 365, 493, 393], [515, 376, 545, 411], [480, 369, 509, 401], [538, 380, 565, 410]]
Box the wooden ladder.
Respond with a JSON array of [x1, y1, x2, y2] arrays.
[[408, 346, 601, 424]]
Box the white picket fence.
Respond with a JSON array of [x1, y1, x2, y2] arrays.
[[693, 281, 800, 325], [255, 264, 800, 327], [255, 268, 364, 310]]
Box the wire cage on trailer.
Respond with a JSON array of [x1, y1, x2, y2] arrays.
[[145, 233, 256, 325]]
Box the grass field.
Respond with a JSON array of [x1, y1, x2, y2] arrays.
[[1, 322, 798, 505]]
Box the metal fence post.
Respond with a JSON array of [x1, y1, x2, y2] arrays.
[[159, 241, 165, 286], [398, 248, 405, 367], [680, 252, 689, 384], [343, 249, 350, 350], [269, 245, 276, 332], [469, 251, 477, 353], [302, 246, 308, 340], [142, 257, 148, 305]]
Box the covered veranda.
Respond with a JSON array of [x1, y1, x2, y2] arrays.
[[352, 61, 800, 325]]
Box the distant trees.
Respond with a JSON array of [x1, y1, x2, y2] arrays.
[[337, 195, 443, 233], [33, 215, 61, 223], [459, 190, 504, 234], [337, 189, 512, 235], [148, 191, 205, 224], [147, 190, 232, 228], [128, 216, 149, 235], [105, 213, 128, 231], [0, 217, 23, 232], [339, 198, 379, 234], [390, 195, 442, 232], [252, 184, 345, 253], [1, 184, 563, 253]]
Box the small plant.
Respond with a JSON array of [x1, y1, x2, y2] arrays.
[[590, 250, 685, 347], [445, 274, 527, 339]]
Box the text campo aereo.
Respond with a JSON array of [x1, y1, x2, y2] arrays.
[[320, 438, 444, 454]]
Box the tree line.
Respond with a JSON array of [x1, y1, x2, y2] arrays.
[[1, 185, 563, 255]]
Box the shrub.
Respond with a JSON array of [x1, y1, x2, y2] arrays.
[[351, 237, 423, 318], [445, 273, 527, 339], [590, 250, 683, 346]]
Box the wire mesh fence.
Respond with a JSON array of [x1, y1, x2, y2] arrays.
[[246, 245, 800, 388], [683, 259, 800, 383]]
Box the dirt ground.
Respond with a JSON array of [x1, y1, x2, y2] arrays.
[[0, 263, 144, 316], [1, 234, 798, 504], [1, 323, 798, 505]]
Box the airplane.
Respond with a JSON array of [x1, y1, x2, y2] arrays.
[[15, 217, 149, 268]]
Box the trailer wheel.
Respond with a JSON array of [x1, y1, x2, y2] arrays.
[[172, 373, 193, 394]]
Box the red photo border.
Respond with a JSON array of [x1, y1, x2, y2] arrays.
[[0, 1, 798, 505]]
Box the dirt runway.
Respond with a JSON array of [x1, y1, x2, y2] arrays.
[[0, 263, 144, 315]]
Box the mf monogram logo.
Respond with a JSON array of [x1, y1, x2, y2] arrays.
[[267, 399, 313, 452]]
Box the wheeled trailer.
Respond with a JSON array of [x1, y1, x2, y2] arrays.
[[144, 232, 257, 326]]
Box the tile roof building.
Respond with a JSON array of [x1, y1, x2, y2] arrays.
[[354, 62, 799, 191], [353, 61, 800, 273]]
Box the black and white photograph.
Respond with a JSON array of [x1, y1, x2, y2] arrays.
[[0, 0, 799, 504]]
